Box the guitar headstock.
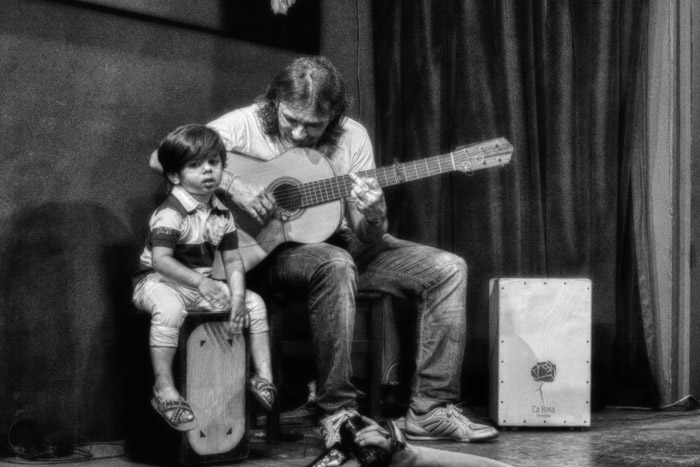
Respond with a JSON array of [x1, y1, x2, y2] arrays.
[[452, 137, 513, 174]]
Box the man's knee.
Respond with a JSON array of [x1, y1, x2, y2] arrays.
[[309, 244, 357, 284], [433, 251, 468, 281]]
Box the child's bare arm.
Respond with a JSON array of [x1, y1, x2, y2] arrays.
[[152, 246, 230, 309], [221, 248, 247, 327]]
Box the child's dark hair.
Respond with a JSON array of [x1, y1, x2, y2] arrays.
[[158, 124, 227, 177]]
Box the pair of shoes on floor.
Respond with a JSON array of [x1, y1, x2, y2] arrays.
[[404, 404, 499, 442], [318, 408, 360, 449], [150, 387, 199, 432], [249, 375, 277, 412]]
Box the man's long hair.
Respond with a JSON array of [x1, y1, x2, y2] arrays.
[[256, 56, 348, 148]]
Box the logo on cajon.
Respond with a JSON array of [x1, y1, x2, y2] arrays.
[[531, 361, 556, 415]]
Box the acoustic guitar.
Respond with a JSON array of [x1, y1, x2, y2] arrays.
[[225, 137, 513, 270]]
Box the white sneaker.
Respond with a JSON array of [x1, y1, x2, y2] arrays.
[[318, 409, 358, 448], [404, 404, 498, 442]]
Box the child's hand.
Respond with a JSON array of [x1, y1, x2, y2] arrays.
[[197, 278, 231, 310], [227, 301, 249, 333]]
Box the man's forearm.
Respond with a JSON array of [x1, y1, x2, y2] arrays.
[[220, 171, 239, 195], [150, 149, 163, 174]]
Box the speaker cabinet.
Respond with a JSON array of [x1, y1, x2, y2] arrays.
[[125, 311, 248, 465], [489, 278, 591, 428]]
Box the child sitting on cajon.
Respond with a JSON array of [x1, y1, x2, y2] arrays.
[[132, 124, 276, 431]]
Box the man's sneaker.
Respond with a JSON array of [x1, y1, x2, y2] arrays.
[[404, 404, 499, 442], [318, 409, 358, 448]]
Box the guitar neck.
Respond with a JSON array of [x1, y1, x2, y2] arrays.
[[363, 153, 459, 188], [293, 156, 447, 209], [293, 139, 511, 209]]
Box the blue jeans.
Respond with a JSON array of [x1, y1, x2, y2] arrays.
[[251, 230, 467, 416]]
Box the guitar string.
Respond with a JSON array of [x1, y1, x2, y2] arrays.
[[268, 146, 510, 209]]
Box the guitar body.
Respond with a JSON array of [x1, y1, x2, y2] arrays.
[[211, 137, 513, 274], [226, 148, 344, 270]]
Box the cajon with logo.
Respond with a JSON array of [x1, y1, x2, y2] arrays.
[[489, 278, 591, 428], [125, 311, 248, 465]]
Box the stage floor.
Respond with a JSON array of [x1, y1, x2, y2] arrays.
[[1, 408, 698, 466]]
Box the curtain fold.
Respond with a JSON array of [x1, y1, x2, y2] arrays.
[[373, 0, 657, 408]]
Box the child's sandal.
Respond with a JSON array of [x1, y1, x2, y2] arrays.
[[249, 375, 277, 412], [150, 387, 199, 432]]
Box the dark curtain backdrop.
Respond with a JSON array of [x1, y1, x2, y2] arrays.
[[373, 0, 657, 408]]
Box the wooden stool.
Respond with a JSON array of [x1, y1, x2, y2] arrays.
[[125, 311, 248, 465], [265, 290, 396, 442]]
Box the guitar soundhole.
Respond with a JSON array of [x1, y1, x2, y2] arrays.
[[271, 181, 303, 215]]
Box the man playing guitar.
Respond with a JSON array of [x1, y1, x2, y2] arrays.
[[150, 56, 499, 447]]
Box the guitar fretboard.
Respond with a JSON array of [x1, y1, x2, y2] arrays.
[[312, 154, 459, 207]]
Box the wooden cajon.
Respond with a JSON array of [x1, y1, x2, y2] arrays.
[[125, 311, 248, 465], [489, 278, 591, 428], [180, 312, 248, 464]]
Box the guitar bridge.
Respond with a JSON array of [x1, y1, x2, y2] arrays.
[[274, 209, 291, 222]]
